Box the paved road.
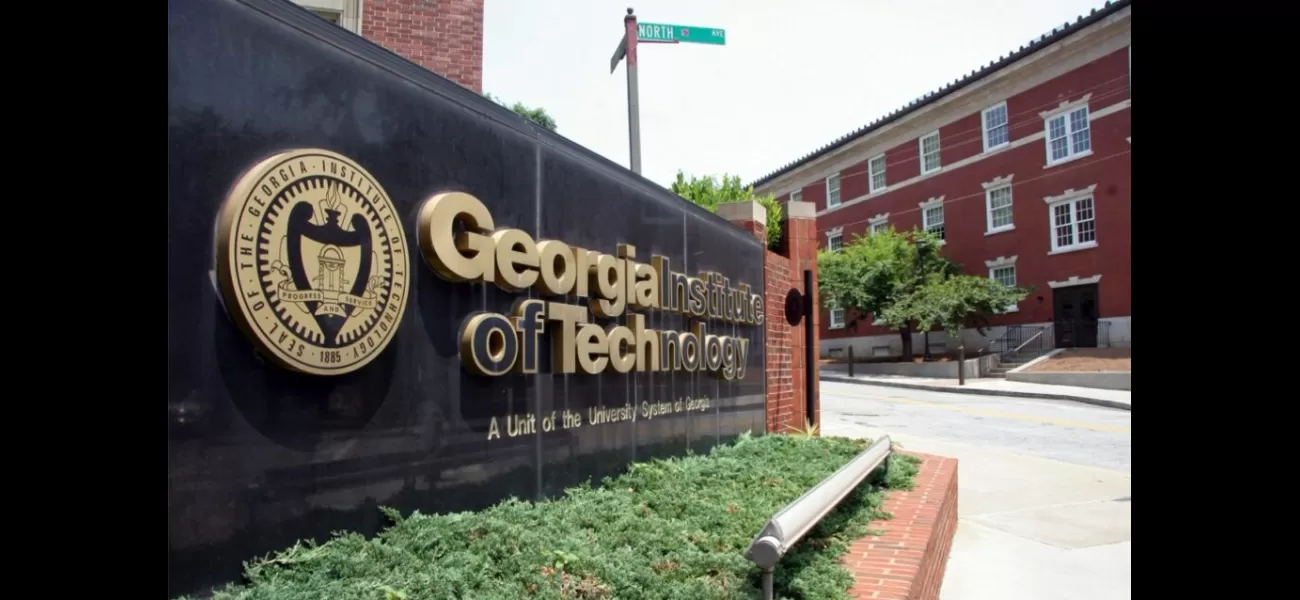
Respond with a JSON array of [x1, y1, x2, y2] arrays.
[[821, 381, 1131, 472], [821, 380, 1131, 600]]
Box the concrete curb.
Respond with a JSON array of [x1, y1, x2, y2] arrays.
[[821, 374, 1131, 411]]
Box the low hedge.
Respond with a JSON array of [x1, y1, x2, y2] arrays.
[[195, 433, 920, 600]]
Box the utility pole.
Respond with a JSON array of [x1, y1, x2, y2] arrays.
[[623, 8, 642, 174]]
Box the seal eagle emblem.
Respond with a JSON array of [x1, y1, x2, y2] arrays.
[[215, 148, 409, 375]]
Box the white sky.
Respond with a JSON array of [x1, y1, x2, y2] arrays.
[[483, 0, 1109, 188]]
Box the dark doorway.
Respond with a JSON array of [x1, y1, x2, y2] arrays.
[[1052, 284, 1099, 348]]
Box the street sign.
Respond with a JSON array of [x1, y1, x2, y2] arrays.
[[637, 22, 726, 45], [610, 33, 627, 73]]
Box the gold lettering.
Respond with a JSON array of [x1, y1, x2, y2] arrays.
[[535, 240, 576, 296], [633, 263, 658, 309], [589, 253, 625, 318], [547, 302, 587, 374], [418, 191, 496, 282], [572, 247, 599, 298], [492, 228, 539, 291], [605, 326, 636, 374], [576, 323, 609, 374], [628, 314, 659, 372]]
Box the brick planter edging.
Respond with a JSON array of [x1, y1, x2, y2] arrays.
[[844, 453, 959, 600]]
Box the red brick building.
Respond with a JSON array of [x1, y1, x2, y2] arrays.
[[751, 0, 1131, 358], [291, 0, 484, 93]]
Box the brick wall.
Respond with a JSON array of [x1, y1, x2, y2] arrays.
[[362, 0, 484, 93], [722, 201, 820, 433], [844, 453, 959, 600]]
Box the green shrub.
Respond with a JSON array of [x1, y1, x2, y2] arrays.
[[195, 434, 920, 600]]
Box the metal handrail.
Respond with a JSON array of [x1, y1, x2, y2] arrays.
[[1012, 329, 1044, 354], [745, 435, 893, 599]]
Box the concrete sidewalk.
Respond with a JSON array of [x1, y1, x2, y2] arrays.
[[820, 366, 1131, 411], [819, 424, 1132, 600]]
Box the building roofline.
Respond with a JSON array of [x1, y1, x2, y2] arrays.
[[747, 0, 1132, 191]]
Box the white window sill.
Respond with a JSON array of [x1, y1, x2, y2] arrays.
[[869, 186, 888, 195], [1043, 149, 1094, 169], [1000, 305, 1019, 313], [983, 142, 1010, 154], [829, 323, 845, 330], [827, 201, 842, 210], [985, 225, 1016, 236], [1048, 241, 1098, 256], [921, 167, 942, 177], [871, 320, 885, 326]]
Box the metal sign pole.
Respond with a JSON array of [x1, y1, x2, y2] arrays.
[[623, 8, 642, 174]]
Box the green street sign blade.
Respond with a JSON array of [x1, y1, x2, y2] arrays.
[[637, 22, 726, 46]]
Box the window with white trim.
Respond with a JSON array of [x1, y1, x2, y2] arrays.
[[1045, 105, 1091, 164], [825, 174, 841, 208], [989, 265, 1019, 312], [868, 213, 889, 236], [919, 131, 941, 174], [868, 154, 887, 192], [294, 1, 361, 34], [982, 102, 1009, 151], [790, 189, 802, 203], [922, 203, 945, 240], [1049, 194, 1097, 252], [985, 185, 1014, 233], [829, 308, 846, 329], [310, 8, 342, 24], [826, 231, 843, 252]]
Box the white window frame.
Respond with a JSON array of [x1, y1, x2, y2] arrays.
[[985, 255, 1019, 313], [825, 228, 844, 252], [1044, 185, 1099, 254], [981, 175, 1015, 235], [919, 131, 941, 175], [294, 0, 362, 34], [1040, 94, 1093, 167], [825, 174, 842, 208], [868, 154, 887, 193], [982, 102, 1010, 151], [829, 308, 846, 329], [868, 213, 890, 236], [790, 189, 802, 203], [919, 196, 945, 240]]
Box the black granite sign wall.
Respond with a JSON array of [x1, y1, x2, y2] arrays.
[[167, 0, 766, 596]]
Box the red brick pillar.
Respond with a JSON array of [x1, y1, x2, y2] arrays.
[[722, 201, 819, 434], [783, 201, 819, 432], [718, 201, 767, 246]]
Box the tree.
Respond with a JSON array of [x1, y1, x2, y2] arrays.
[[883, 272, 1030, 381], [484, 93, 557, 131], [883, 273, 1031, 345], [670, 171, 784, 250], [817, 227, 952, 358]]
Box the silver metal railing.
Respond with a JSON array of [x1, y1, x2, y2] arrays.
[[744, 435, 894, 599]]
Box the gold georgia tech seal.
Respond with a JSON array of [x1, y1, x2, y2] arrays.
[[215, 149, 410, 376]]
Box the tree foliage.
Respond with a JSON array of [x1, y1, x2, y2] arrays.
[[670, 171, 783, 250], [817, 227, 952, 329], [817, 227, 1029, 354], [882, 272, 1030, 343], [484, 93, 557, 131]]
